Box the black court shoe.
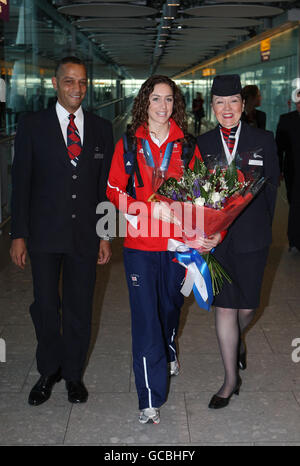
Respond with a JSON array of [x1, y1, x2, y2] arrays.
[[238, 351, 247, 371], [208, 376, 242, 410]]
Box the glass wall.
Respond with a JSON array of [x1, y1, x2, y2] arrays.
[[0, 0, 136, 225], [177, 26, 299, 134], [0, 0, 135, 136]]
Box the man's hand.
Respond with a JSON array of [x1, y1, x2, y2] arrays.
[[10, 238, 27, 269], [97, 239, 112, 265]]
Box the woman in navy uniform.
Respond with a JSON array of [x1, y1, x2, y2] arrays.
[[197, 75, 279, 409]]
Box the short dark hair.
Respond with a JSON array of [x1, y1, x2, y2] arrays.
[[55, 56, 87, 77]]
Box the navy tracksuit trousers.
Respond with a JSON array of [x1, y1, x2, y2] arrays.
[[123, 248, 185, 410]]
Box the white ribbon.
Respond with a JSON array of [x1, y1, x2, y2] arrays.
[[167, 238, 189, 253], [219, 121, 242, 165], [124, 213, 138, 229], [167, 239, 208, 301]]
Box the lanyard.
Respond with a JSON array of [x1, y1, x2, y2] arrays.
[[219, 121, 241, 165], [141, 138, 174, 173]]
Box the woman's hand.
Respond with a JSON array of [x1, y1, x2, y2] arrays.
[[152, 201, 181, 225], [194, 232, 222, 252]]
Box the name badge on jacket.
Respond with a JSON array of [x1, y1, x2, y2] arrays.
[[248, 148, 264, 166], [236, 148, 264, 171], [248, 159, 263, 166], [94, 146, 104, 159], [235, 148, 264, 182]]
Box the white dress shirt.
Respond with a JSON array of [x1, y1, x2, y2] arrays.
[[150, 131, 170, 148], [55, 101, 84, 146]]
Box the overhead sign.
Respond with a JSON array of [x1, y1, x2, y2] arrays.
[[202, 68, 216, 77], [260, 39, 271, 62]]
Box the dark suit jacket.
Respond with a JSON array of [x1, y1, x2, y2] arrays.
[[197, 122, 279, 253], [11, 106, 114, 256], [276, 110, 300, 202]]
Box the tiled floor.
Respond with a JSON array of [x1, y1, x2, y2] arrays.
[[1, 184, 300, 446]]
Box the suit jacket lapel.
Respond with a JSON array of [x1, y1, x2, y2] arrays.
[[236, 121, 263, 155], [75, 110, 93, 168], [214, 126, 225, 156], [47, 106, 72, 169], [84, 111, 93, 152], [213, 126, 227, 165], [236, 121, 247, 155]]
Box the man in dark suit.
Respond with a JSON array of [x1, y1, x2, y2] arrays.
[[10, 57, 114, 405], [276, 95, 300, 251]]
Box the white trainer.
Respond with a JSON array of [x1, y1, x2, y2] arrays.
[[170, 359, 180, 376], [139, 407, 160, 424]]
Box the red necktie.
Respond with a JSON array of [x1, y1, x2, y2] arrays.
[[220, 125, 238, 153], [67, 114, 82, 167]]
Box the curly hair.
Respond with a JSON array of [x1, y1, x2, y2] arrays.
[[129, 75, 188, 139]]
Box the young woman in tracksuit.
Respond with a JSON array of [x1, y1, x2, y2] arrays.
[[106, 75, 221, 424]]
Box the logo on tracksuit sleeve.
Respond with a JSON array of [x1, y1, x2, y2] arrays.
[[130, 274, 140, 287]]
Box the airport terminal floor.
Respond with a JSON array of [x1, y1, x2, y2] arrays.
[[1, 165, 300, 446], [1, 0, 300, 449]]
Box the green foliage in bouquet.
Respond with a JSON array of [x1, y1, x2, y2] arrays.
[[201, 252, 231, 296]]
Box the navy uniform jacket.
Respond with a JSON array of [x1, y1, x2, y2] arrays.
[[11, 106, 114, 256], [197, 122, 279, 253]]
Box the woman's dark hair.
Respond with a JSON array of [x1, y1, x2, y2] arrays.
[[241, 85, 259, 112], [130, 75, 187, 138]]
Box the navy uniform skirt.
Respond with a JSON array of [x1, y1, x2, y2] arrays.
[[212, 246, 269, 309]]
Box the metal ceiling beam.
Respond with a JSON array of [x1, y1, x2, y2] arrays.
[[150, 1, 180, 75]]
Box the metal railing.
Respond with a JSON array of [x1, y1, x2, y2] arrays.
[[92, 95, 134, 122]]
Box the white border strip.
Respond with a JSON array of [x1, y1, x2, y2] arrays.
[[143, 356, 152, 408]]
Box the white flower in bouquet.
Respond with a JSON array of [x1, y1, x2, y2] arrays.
[[202, 181, 211, 192], [220, 177, 228, 189], [211, 191, 222, 204], [194, 196, 206, 207]]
